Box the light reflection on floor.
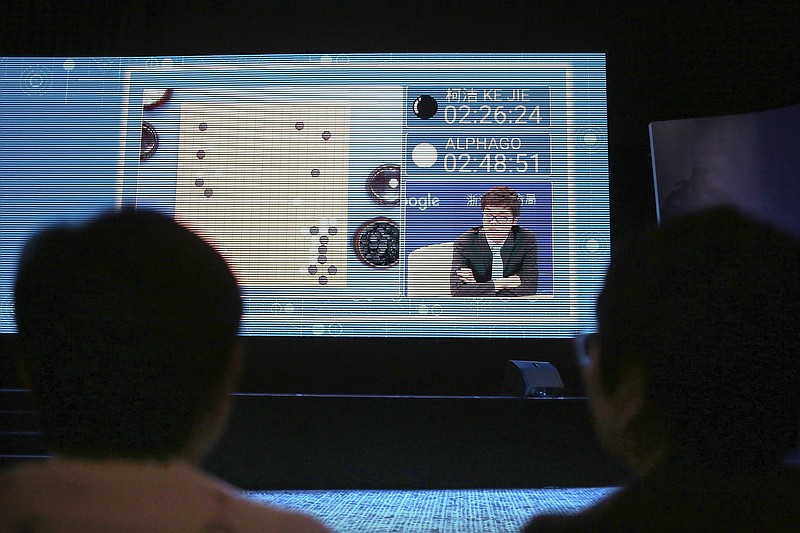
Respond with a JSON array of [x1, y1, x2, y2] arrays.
[[248, 486, 618, 532]]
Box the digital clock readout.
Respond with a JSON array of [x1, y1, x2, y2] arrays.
[[406, 133, 551, 176], [442, 151, 541, 173], [443, 104, 544, 126], [406, 86, 553, 176], [407, 86, 552, 129]]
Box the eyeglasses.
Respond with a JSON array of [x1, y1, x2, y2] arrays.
[[483, 213, 513, 224], [573, 331, 598, 367]]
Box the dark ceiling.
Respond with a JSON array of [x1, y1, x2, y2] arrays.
[[3, 0, 798, 237]]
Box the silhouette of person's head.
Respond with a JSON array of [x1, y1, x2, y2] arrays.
[[587, 207, 800, 473], [14, 208, 242, 461]]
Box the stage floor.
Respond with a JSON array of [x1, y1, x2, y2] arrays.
[[248, 487, 618, 532]]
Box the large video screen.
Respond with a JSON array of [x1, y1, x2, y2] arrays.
[[0, 53, 609, 338]]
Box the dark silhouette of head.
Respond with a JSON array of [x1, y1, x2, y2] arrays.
[[481, 186, 522, 220], [14, 208, 242, 460], [594, 207, 800, 470]]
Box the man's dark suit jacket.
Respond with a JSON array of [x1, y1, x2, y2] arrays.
[[449, 225, 537, 297], [524, 462, 800, 533]]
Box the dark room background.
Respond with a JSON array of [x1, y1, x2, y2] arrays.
[[4, 0, 799, 395]]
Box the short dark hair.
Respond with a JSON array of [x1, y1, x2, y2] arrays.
[[481, 186, 522, 219], [596, 207, 800, 467], [14, 209, 242, 460]]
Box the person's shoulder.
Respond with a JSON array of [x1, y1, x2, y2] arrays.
[[455, 226, 483, 244], [522, 512, 587, 533], [522, 488, 623, 533], [206, 474, 331, 533], [525, 468, 800, 533], [512, 225, 537, 241], [0, 464, 21, 523], [0, 461, 63, 528], [0, 460, 48, 501], [231, 497, 331, 532]]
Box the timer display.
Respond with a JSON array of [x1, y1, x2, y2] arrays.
[[442, 151, 542, 173], [442, 104, 545, 126], [407, 86, 551, 128], [406, 132, 551, 176]]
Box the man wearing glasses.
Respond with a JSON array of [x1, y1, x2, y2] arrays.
[[449, 185, 538, 297]]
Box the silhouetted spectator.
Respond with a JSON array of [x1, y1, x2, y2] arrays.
[[1, 209, 330, 532], [525, 207, 800, 532]]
